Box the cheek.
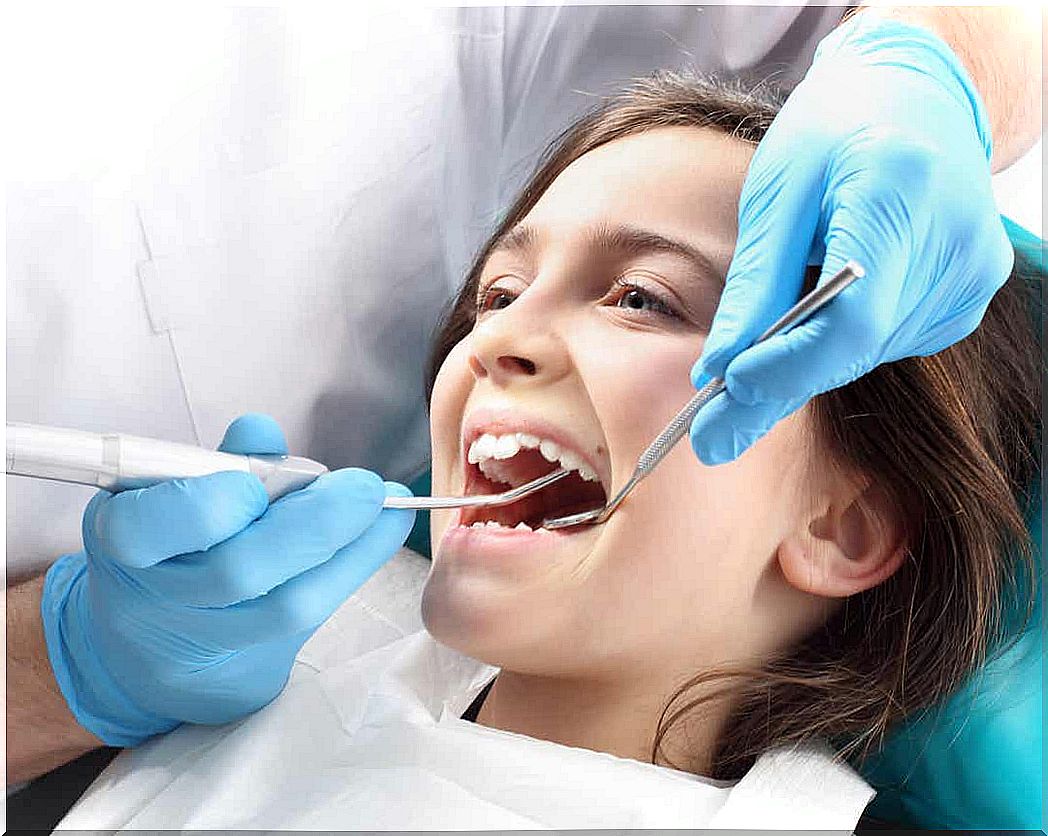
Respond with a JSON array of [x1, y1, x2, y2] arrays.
[[429, 340, 473, 507], [660, 407, 813, 567], [628, 420, 813, 648], [586, 328, 704, 476], [588, 333, 811, 601]]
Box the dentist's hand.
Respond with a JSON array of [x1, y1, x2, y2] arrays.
[[690, 13, 1013, 464], [40, 414, 415, 746]]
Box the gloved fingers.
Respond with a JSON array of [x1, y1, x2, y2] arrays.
[[245, 485, 415, 641], [907, 217, 1014, 356], [183, 487, 415, 647], [908, 295, 991, 358], [721, 266, 883, 406], [164, 631, 314, 725], [139, 468, 391, 607], [719, 197, 905, 407], [218, 413, 289, 455], [692, 154, 821, 386], [83, 472, 269, 569], [327, 481, 416, 586], [973, 214, 1015, 294], [689, 389, 808, 466]]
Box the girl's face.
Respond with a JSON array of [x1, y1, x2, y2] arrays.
[[425, 128, 827, 686]]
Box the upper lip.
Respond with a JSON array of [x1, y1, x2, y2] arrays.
[[460, 407, 610, 496]]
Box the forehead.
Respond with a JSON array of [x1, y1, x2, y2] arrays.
[[523, 127, 753, 255]]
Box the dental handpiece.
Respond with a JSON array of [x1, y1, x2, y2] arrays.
[[5, 423, 330, 501], [5, 423, 570, 508]]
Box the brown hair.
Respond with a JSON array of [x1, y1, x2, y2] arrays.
[[425, 72, 1043, 779]]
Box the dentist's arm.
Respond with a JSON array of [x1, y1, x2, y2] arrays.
[[6, 414, 414, 783], [8, 577, 103, 783], [858, 4, 1043, 173], [689, 5, 1042, 464]]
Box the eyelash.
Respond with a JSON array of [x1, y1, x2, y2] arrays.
[[608, 277, 680, 319], [474, 277, 681, 320], [475, 284, 516, 315]]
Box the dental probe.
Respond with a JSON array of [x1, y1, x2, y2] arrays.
[[542, 260, 866, 530], [5, 423, 569, 508]]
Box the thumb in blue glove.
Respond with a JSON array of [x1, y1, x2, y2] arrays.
[[689, 13, 1013, 466], [41, 413, 415, 746]]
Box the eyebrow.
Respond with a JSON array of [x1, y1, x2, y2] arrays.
[[488, 222, 725, 286]]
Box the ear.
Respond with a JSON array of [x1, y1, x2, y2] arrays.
[[778, 480, 907, 598]]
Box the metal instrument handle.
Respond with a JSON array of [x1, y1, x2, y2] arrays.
[[636, 261, 864, 476]]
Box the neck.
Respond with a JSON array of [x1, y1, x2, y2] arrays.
[[473, 667, 731, 776]]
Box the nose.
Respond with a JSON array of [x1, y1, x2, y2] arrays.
[[468, 352, 536, 379], [468, 294, 571, 387]]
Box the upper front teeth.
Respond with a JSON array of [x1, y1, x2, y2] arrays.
[[467, 432, 599, 482]]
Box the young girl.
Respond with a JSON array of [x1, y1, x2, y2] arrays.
[[61, 74, 1041, 831]]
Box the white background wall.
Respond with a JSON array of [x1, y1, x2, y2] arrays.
[[992, 136, 1044, 238]]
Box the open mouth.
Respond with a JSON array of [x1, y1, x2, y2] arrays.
[[460, 432, 608, 531]]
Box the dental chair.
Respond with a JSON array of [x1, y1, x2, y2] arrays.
[[8, 219, 1043, 834]]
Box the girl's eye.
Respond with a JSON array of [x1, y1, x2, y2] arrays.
[[619, 288, 651, 310], [476, 278, 682, 320], [476, 285, 517, 314], [610, 279, 679, 319]]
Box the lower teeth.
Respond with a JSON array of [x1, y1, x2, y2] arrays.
[[467, 520, 551, 533]]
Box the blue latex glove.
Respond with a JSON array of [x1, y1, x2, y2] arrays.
[[41, 414, 415, 746], [690, 13, 1014, 464]]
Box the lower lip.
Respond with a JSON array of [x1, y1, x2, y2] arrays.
[[437, 516, 593, 562]]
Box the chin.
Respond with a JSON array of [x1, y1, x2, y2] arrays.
[[420, 568, 559, 673], [420, 565, 500, 656]]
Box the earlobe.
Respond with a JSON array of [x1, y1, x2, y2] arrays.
[[779, 484, 907, 598]]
